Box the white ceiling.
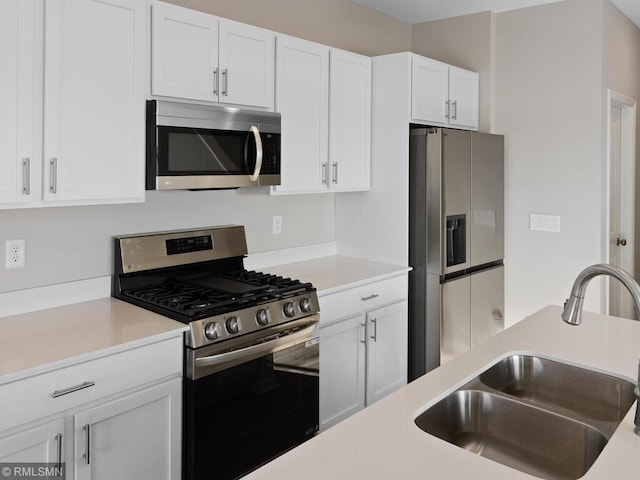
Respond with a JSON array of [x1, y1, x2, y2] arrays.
[[352, 0, 640, 28]]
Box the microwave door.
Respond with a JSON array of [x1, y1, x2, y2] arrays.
[[196, 132, 236, 173]]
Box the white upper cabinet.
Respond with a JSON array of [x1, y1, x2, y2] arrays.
[[329, 50, 371, 191], [151, 1, 275, 109], [411, 55, 479, 130], [273, 36, 329, 193], [43, 0, 146, 203]]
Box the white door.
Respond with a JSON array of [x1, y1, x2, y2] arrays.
[[411, 56, 449, 125], [151, 1, 219, 102], [365, 302, 408, 405], [0, 418, 64, 466], [43, 0, 146, 203], [218, 19, 274, 109], [0, 0, 40, 206], [608, 101, 636, 319], [74, 378, 181, 480], [448, 66, 479, 130], [319, 315, 366, 430], [273, 36, 328, 194], [329, 49, 371, 191]]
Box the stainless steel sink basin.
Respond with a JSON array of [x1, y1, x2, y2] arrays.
[[415, 390, 608, 480], [415, 355, 637, 479], [479, 355, 636, 423]]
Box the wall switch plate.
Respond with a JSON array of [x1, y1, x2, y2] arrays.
[[272, 216, 282, 235], [5, 239, 26, 268], [529, 213, 560, 232]]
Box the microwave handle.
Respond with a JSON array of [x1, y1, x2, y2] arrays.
[[249, 125, 263, 182]]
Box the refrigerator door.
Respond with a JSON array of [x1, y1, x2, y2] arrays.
[[442, 129, 471, 275], [441, 275, 471, 365], [471, 132, 504, 266], [471, 265, 505, 347]]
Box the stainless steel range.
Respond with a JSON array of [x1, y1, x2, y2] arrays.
[[112, 226, 320, 480]]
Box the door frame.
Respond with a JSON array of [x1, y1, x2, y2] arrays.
[[603, 89, 636, 314]]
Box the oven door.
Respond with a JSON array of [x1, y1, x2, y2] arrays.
[[184, 317, 319, 480]]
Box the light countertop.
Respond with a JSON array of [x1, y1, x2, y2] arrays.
[[252, 255, 410, 295], [244, 305, 640, 479], [0, 298, 187, 384]]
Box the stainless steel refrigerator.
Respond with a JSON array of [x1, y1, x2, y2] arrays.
[[408, 127, 504, 380]]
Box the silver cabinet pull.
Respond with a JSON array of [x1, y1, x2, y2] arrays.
[[49, 158, 57, 193], [452, 101, 458, 120], [83, 424, 91, 465], [51, 381, 95, 398], [22, 158, 30, 195], [445, 100, 450, 119], [55, 433, 63, 470], [222, 68, 228, 96], [361, 294, 379, 302], [370, 318, 377, 342], [322, 162, 328, 184], [332, 162, 338, 184], [213, 68, 219, 95], [360, 322, 366, 344]]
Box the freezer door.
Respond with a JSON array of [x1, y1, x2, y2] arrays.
[[471, 132, 504, 266], [471, 265, 505, 347], [441, 275, 471, 365]]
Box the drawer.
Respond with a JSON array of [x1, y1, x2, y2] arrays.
[[0, 336, 182, 432], [319, 275, 407, 325]]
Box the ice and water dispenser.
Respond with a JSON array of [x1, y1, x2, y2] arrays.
[[446, 214, 466, 267]]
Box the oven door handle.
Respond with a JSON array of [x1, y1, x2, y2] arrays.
[[248, 125, 263, 182], [195, 324, 316, 369]]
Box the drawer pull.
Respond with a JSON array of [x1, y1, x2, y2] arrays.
[[51, 381, 95, 398], [361, 294, 379, 302]]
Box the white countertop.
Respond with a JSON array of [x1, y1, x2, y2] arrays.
[[0, 298, 187, 384], [254, 255, 410, 295], [244, 306, 640, 480]]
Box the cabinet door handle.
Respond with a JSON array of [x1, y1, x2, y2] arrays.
[[445, 100, 450, 119], [22, 158, 30, 195], [55, 433, 63, 470], [452, 101, 458, 120], [361, 294, 379, 302], [322, 162, 328, 184], [49, 158, 57, 193], [222, 68, 228, 96], [51, 381, 95, 398], [213, 68, 219, 95], [360, 322, 366, 344], [370, 318, 377, 342], [332, 162, 338, 184], [83, 424, 91, 465]]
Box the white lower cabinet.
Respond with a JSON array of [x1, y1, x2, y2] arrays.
[[319, 275, 408, 431], [0, 418, 64, 465]]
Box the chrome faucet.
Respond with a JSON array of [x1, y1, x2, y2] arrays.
[[560, 263, 640, 436]]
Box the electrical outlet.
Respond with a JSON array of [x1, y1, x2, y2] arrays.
[[272, 216, 282, 235], [5, 239, 26, 269]]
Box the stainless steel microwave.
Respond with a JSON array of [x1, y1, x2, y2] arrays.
[[146, 100, 281, 190]]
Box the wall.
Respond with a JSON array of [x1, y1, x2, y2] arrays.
[[494, 0, 605, 325], [411, 11, 495, 132], [164, 0, 412, 56]]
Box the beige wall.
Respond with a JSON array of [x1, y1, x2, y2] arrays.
[[164, 0, 412, 56], [411, 12, 495, 132]]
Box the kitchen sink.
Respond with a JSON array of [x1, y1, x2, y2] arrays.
[[414, 355, 637, 480]]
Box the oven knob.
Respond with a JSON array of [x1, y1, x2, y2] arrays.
[[226, 316, 240, 334], [256, 309, 269, 325], [283, 302, 296, 318], [204, 322, 221, 341], [299, 297, 312, 313]]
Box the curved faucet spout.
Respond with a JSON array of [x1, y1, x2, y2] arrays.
[[561, 264, 640, 325]]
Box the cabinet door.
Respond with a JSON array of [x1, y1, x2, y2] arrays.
[[0, 418, 64, 466], [448, 66, 479, 130], [218, 19, 274, 109], [272, 36, 328, 194], [0, 0, 41, 206], [366, 301, 408, 405], [411, 56, 449, 125], [319, 315, 366, 430], [43, 0, 145, 203], [151, 1, 218, 102], [329, 50, 371, 191], [74, 378, 181, 480]]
